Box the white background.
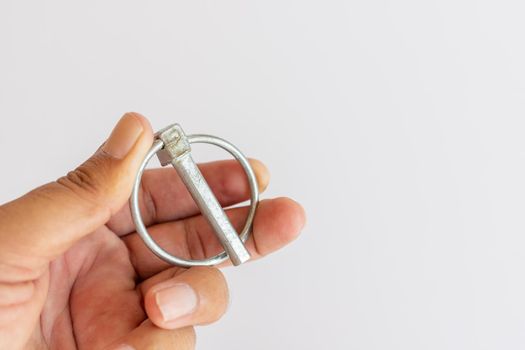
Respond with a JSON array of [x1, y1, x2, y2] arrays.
[[1, 1, 525, 349]]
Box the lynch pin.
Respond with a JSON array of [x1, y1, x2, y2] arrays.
[[130, 124, 259, 268]]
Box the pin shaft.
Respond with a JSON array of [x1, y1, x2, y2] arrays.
[[155, 124, 250, 266], [171, 153, 250, 265]]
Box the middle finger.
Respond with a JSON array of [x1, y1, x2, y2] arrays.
[[107, 159, 269, 236]]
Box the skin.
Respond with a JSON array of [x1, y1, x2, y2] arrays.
[[0, 113, 306, 349]]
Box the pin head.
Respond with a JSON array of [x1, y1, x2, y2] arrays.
[[155, 124, 191, 166]]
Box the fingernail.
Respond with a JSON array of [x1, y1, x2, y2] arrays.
[[103, 113, 144, 159], [155, 283, 198, 323]]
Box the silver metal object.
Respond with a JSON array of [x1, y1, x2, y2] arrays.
[[130, 124, 259, 267]]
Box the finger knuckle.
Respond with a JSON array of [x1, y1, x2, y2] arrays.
[[56, 155, 113, 206]]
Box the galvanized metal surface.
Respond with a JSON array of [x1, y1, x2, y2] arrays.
[[130, 124, 259, 267]]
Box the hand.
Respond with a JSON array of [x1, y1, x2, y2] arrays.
[[0, 113, 306, 349]]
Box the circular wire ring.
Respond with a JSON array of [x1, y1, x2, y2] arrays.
[[130, 134, 259, 267]]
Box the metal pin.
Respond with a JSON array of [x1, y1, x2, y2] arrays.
[[155, 124, 251, 266]]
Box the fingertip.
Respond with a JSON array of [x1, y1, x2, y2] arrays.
[[290, 198, 307, 232], [252, 198, 306, 255], [143, 287, 163, 328], [144, 267, 229, 330], [271, 197, 306, 242], [248, 159, 270, 192], [144, 281, 195, 330], [118, 113, 154, 181], [123, 112, 153, 135], [122, 112, 154, 145]]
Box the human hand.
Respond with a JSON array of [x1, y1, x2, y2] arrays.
[[0, 113, 306, 349]]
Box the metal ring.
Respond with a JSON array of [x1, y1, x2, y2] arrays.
[[130, 135, 259, 267]]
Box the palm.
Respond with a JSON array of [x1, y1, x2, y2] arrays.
[[40, 226, 142, 349]]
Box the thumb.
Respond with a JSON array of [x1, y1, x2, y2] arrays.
[[0, 113, 153, 280]]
